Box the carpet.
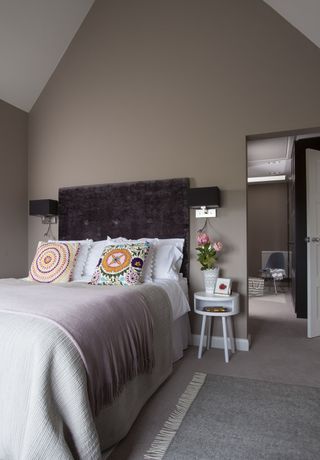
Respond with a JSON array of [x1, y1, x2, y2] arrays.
[[253, 294, 287, 304], [145, 373, 320, 459]]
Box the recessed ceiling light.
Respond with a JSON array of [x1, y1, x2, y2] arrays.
[[248, 175, 286, 183]]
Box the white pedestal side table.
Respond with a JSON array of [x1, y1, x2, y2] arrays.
[[194, 291, 240, 363]]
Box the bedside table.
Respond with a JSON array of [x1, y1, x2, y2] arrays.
[[194, 291, 240, 362]]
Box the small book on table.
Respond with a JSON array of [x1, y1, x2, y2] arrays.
[[203, 306, 229, 313]]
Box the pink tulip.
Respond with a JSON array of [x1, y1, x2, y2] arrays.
[[196, 232, 210, 245], [213, 241, 223, 252]]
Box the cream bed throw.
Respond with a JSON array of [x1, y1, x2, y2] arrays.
[[0, 279, 172, 459]]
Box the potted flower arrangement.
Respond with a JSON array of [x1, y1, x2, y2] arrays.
[[196, 231, 223, 294]]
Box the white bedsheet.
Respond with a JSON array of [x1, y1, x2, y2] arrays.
[[152, 278, 191, 362], [72, 277, 191, 322], [151, 277, 190, 321]]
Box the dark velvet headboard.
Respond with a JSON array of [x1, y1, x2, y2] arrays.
[[58, 178, 190, 277]]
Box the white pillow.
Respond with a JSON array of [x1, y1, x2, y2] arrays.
[[153, 241, 184, 280], [155, 238, 184, 253], [83, 240, 112, 278], [108, 237, 184, 281], [49, 239, 93, 281]]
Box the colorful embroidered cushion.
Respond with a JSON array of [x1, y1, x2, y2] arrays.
[[49, 239, 93, 280], [90, 242, 150, 286], [29, 242, 80, 283]]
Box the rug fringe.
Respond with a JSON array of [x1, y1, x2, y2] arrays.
[[144, 372, 207, 460]]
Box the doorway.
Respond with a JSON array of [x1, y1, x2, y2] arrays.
[[247, 136, 294, 336], [247, 131, 320, 339]]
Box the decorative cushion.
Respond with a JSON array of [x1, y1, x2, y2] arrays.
[[29, 242, 80, 283], [107, 236, 156, 281], [107, 237, 184, 281], [90, 242, 150, 286], [83, 240, 112, 279], [49, 239, 93, 281]]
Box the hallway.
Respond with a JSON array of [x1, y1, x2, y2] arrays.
[[249, 292, 305, 339], [248, 292, 320, 386]]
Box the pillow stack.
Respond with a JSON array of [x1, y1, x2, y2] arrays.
[[28, 236, 185, 285], [106, 237, 184, 282]]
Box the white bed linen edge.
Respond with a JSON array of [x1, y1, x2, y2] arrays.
[[150, 278, 190, 321], [71, 277, 190, 322]]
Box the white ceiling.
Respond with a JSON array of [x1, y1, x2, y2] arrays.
[[0, 0, 94, 112], [247, 137, 294, 179], [263, 0, 320, 49], [248, 133, 320, 179]]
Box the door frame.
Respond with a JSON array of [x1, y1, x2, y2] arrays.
[[246, 129, 320, 332], [293, 137, 320, 318]]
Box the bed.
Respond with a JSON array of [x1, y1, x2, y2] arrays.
[[0, 178, 191, 459]]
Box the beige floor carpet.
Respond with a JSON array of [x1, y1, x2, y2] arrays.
[[108, 292, 320, 459]]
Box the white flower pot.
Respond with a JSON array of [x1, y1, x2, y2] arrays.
[[203, 267, 220, 294]]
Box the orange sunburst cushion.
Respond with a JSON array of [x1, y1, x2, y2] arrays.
[[29, 242, 80, 283], [90, 242, 150, 286]]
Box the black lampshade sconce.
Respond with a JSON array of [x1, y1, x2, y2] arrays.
[[187, 186, 220, 218], [29, 199, 58, 239]]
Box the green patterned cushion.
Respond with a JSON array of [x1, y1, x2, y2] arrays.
[[90, 242, 150, 286]]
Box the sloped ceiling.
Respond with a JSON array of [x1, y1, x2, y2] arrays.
[[0, 0, 319, 112], [263, 0, 320, 49], [0, 0, 94, 112]]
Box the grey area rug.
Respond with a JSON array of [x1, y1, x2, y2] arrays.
[[145, 373, 320, 460]]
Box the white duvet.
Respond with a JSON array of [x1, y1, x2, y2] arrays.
[[0, 278, 190, 459], [0, 312, 101, 460]]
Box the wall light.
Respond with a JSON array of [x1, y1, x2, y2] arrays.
[[29, 199, 58, 239], [188, 187, 220, 218]]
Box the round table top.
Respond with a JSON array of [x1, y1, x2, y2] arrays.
[[194, 291, 239, 301]]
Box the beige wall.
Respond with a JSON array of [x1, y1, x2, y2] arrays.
[[28, 0, 320, 339], [248, 183, 288, 277], [0, 99, 28, 277]]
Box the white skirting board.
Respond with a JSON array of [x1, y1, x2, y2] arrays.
[[191, 334, 251, 352]]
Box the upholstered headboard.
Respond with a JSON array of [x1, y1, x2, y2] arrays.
[[58, 178, 190, 277]]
